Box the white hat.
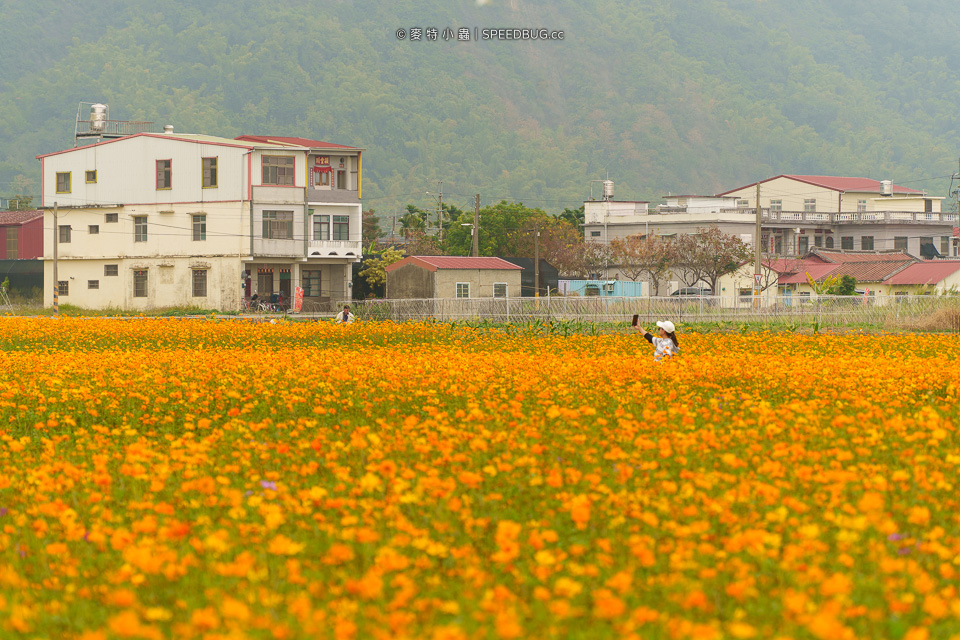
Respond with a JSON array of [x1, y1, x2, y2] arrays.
[[656, 320, 676, 333]]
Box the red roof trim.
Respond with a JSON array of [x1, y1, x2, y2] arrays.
[[235, 135, 362, 150]]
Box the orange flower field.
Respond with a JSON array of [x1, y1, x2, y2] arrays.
[[1, 318, 959, 639]]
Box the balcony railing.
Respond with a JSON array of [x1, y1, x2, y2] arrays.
[[75, 120, 158, 138], [307, 239, 362, 258], [719, 209, 959, 225]]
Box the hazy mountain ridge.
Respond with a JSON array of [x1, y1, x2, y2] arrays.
[[1, 0, 958, 214]]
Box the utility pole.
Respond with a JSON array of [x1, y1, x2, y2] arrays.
[[472, 194, 480, 257], [52, 202, 59, 317], [437, 181, 443, 245], [754, 182, 762, 309], [534, 227, 541, 300]]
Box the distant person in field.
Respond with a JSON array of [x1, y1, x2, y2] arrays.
[[633, 320, 679, 361], [335, 305, 354, 324]]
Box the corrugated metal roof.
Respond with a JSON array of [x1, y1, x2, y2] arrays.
[[386, 256, 524, 273], [235, 135, 362, 150], [885, 261, 960, 285], [717, 174, 923, 196], [778, 264, 839, 284], [0, 210, 43, 225]]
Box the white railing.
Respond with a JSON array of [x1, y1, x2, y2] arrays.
[[342, 295, 960, 331], [306, 239, 362, 257]]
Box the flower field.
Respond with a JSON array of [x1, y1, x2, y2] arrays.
[[1, 318, 959, 640]]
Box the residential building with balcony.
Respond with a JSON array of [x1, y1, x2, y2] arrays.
[[584, 176, 958, 260], [36, 130, 364, 311]]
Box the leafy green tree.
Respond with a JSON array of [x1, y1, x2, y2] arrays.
[[357, 246, 405, 297]]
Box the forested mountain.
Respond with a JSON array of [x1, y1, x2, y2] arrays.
[[2, 0, 960, 217]]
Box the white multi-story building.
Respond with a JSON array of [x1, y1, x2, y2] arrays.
[[37, 130, 364, 311]]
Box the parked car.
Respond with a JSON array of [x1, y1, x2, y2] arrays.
[[670, 287, 712, 297]]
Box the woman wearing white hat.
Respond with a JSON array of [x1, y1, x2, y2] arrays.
[[634, 320, 680, 361]]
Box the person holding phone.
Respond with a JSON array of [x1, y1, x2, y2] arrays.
[[632, 320, 679, 361]]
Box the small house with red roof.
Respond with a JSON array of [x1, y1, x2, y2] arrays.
[[385, 256, 522, 299]]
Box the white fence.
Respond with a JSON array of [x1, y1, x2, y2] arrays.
[[341, 295, 960, 331]]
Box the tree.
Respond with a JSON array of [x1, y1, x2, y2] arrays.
[[675, 227, 752, 293], [610, 235, 678, 294], [357, 246, 405, 297], [4, 175, 33, 210], [558, 205, 584, 227], [362, 209, 382, 247], [404, 231, 443, 255]]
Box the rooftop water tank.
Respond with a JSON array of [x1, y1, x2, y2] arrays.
[[602, 180, 614, 200], [881, 180, 893, 196], [90, 103, 107, 132]]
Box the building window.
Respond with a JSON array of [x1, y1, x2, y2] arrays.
[[894, 236, 908, 251], [841, 236, 853, 250], [942, 236, 951, 255], [156, 160, 172, 189], [456, 283, 470, 298], [590, 231, 601, 237], [493, 283, 508, 298], [803, 199, 816, 213], [774, 236, 783, 254], [133, 270, 148, 297], [336, 170, 347, 189], [105, 265, 118, 276], [192, 214, 206, 241], [5, 227, 17, 259], [814, 234, 823, 248], [262, 156, 295, 186], [257, 271, 273, 295], [316, 169, 331, 187], [133, 216, 148, 242], [825, 236, 834, 249], [105, 213, 118, 223], [919, 236, 935, 257], [861, 236, 874, 251], [89, 225, 99, 235], [192, 269, 207, 297], [58, 281, 68, 296], [262, 210, 294, 239], [56, 172, 71, 193], [798, 236, 809, 254], [302, 270, 321, 297], [770, 199, 782, 213], [202, 157, 218, 188], [59, 225, 71, 243], [313, 213, 330, 241], [88, 280, 99, 290], [857, 199, 867, 212], [736, 199, 749, 208], [86, 170, 97, 184], [333, 215, 349, 241]]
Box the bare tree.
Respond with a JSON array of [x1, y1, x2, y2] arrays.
[[609, 235, 677, 295], [675, 226, 752, 293]]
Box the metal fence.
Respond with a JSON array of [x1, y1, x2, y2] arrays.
[[340, 295, 960, 331]]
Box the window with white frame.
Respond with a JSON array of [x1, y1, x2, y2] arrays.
[[133, 270, 148, 297], [493, 283, 508, 298], [193, 214, 206, 241], [803, 199, 816, 213], [88, 280, 99, 290], [104, 264, 118, 276], [736, 199, 749, 208], [262, 156, 295, 186], [58, 281, 68, 296], [770, 199, 782, 213], [133, 216, 148, 242], [302, 270, 321, 297], [456, 282, 470, 298], [857, 199, 867, 212], [262, 210, 294, 239], [333, 215, 349, 241]]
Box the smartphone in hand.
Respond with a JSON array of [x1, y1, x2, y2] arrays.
[[631, 314, 639, 327]]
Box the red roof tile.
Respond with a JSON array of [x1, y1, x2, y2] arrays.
[[235, 135, 361, 150], [809, 249, 916, 263], [778, 264, 839, 284], [0, 210, 43, 225], [386, 256, 524, 273], [884, 261, 960, 285], [717, 175, 923, 196]]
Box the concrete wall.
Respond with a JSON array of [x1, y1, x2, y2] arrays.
[[435, 269, 522, 298], [387, 263, 435, 299], [722, 177, 940, 213]]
